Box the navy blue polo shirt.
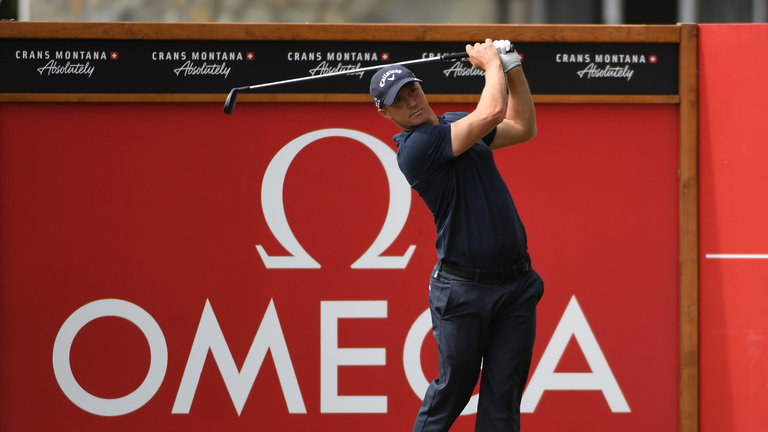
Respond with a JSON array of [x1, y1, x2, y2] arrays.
[[395, 112, 528, 269]]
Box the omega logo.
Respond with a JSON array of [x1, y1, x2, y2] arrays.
[[256, 128, 416, 269], [50, 129, 631, 420]]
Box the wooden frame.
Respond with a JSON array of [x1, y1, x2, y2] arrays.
[[0, 22, 681, 41], [2, 22, 684, 105], [677, 23, 699, 432], [0, 22, 699, 432]]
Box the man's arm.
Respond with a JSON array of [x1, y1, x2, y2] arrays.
[[489, 63, 537, 150], [449, 39, 508, 157]]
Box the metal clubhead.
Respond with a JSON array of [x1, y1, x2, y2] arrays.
[[223, 88, 239, 114]]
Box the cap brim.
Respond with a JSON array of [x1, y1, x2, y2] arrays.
[[382, 77, 422, 106]]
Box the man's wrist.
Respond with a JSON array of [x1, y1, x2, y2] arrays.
[[500, 51, 522, 73]]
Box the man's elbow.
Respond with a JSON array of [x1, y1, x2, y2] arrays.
[[520, 121, 537, 143], [527, 123, 538, 141]]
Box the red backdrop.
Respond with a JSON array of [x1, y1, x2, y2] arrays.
[[0, 101, 679, 431], [699, 24, 768, 432]]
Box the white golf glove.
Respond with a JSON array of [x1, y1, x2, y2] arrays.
[[493, 39, 521, 72]]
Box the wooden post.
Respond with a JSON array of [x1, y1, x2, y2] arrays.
[[678, 23, 699, 432]]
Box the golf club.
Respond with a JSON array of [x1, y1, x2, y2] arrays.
[[223, 51, 469, 114]]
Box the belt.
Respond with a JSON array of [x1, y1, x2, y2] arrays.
[[436, 258, 531, 282]]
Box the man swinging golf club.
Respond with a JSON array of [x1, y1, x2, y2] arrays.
[[370, 39, 544, 432]]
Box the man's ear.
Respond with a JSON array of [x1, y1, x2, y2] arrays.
[[378, 108, 392, 120]]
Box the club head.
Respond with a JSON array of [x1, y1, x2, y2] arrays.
[[223, 89, 239, 114]]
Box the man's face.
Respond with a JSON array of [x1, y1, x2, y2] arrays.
[[378, 82, 436, 131]]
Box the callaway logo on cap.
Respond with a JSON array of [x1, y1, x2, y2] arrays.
[[369, 65, 422, 109], [379, 68, 404, 86]]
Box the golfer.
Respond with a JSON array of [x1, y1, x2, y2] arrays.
[[370, 39, 543, 431]]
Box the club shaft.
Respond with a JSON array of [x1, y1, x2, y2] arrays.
[[239, 52, 468, 92]]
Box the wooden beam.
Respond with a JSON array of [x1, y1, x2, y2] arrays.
[[678, 22, 700, 432], [0, 22, 681, 43], [0, 93, 681, 104]]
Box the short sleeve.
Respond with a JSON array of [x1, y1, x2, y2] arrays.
[[481, 127, 497, 146], [396, 123, 453, 187]]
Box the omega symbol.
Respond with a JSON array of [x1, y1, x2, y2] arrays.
[[256, 128, 416, 269]]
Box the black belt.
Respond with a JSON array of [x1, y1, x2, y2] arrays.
[[437, 258, 531, 282]]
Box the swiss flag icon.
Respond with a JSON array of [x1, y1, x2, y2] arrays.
[[246, 52, 255, 61], [110, 51, 119, 60], [649, 54, 658, 64]]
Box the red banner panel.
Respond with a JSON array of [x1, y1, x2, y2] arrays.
[[0, 101, 678, 431], [699, 24, 768, 432]]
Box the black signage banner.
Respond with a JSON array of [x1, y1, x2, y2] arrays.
[[0, 39, 678, 95]]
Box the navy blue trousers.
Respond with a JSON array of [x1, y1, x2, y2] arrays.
[[412, 264, 543, 432]]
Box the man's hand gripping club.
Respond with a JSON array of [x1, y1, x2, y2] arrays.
[[492, 39, 522, 72], [451, 38, 534, 156]]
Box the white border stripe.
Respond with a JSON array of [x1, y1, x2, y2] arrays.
[[705, 254, 768, 259]]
